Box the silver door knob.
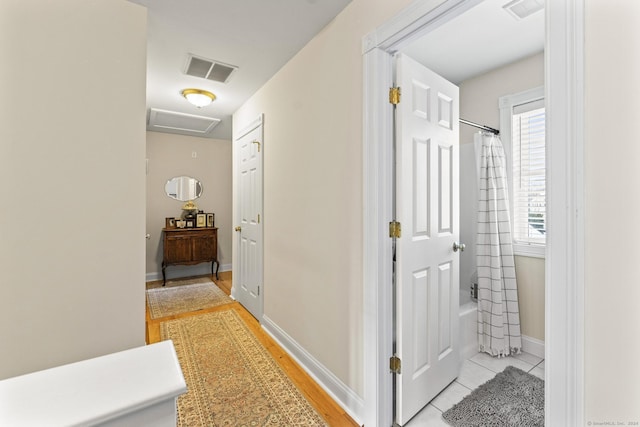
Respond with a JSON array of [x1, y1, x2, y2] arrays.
[[453, 242, 466, 252]]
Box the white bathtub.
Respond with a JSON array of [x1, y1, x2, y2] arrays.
[[459, 292, 478, 361]]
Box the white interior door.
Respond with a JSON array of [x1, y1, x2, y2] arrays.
[[234, 118, 263, 321], [395, 54, 460, 425]]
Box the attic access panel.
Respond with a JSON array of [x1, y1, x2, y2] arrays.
[[147, 108, 221, 138]]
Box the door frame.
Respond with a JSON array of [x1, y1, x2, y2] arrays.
[[232, 113, 265, 321], [361, 1, 585, 426]]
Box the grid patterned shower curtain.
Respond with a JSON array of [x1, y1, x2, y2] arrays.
[[475, 132, 522, 357]]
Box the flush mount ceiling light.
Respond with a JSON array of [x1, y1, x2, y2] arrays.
[[181, 88, 216, 108]]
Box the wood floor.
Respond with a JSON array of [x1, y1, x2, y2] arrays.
[[146, 272, 359, 427]]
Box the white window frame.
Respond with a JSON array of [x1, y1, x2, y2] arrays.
[[500, 86, 546, 258]]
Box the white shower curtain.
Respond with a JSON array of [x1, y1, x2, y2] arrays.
[[475, 132, 522, 357]]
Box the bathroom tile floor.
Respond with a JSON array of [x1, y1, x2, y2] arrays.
[[405, 350, 545, 426]]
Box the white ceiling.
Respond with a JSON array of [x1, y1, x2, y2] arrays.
[[131, 0, 542, 140], [128, 0, 352, 140], [402, 0, 544, 84]]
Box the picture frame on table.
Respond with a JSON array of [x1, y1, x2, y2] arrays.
[[206, 213, 215, 228], [186, 219, 194, 228], [196, 213, 206, 228], [165, 217, 176, 229]]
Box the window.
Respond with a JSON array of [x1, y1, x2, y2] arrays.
[[499, 87, 545, 257]]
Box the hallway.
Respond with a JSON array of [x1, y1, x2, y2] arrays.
[[146, 273, 358, 426]]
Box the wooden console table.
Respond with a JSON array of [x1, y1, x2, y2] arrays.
[[162, 227, 219, 285]]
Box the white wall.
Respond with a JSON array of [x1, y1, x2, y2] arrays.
[[459, 52, 545, 340], [0, 0, 147, 379], [233, 0, 414, 398], [584, 0, 640, 420], [459, 53, 545, 144], [146, 131, 232, 280]]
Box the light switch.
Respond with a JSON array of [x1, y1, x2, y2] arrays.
[[192, 151, 197, 158]]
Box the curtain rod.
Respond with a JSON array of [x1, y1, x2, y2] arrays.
[[460, 118, 500, 135]]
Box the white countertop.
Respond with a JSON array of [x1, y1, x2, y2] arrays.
[[0, 340, 187, 426]]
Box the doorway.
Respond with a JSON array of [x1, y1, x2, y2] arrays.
[[392, 53, 462, 424], [396, 4, 543, 421], [232, 114, 264, 321], [362, 1, 585, 426]]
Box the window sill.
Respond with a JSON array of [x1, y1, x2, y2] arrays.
[[513, 243, 545, 259]]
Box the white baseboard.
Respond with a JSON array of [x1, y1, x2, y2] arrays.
[[261, 315, 364, 426], [521, 334, 545, 359], [145, 263, 232, 283]]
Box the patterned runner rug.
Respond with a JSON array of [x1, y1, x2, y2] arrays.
[[161, 309, 328, 426], [147, 278, 232, 319]]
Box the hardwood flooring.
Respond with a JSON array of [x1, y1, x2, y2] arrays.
[[145, 272, 358, 427]]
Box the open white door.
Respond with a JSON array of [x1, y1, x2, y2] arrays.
[[394, 54, 460, 425], [233, 117, 264, 321]]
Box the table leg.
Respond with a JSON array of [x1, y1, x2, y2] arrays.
[[162, 261, 166, 286], [212, 260, 219, 280]]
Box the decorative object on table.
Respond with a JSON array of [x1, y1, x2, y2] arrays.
[[181, 200, 198, 220], [176, 219, 186, 229], [442, 366, 544, 426], [165, 217, 176, 229], [186, 219, 194, 228], [196, 213, 206, 228], [206, 213, 215, 228]]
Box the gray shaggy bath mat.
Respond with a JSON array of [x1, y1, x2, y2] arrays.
[[442, 366, 544, 426]]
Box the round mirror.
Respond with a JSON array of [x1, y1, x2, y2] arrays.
[[165, 176, 203, 201]]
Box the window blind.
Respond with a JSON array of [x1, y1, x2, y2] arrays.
[[512, 101, 545, 246]]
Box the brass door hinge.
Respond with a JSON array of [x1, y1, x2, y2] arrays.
[[389, 87, 401, 105], [389, 221, 401, 238], [390, 355, 401, 374]]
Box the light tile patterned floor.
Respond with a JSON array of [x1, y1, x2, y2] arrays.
[[405, 351, 545, 426]]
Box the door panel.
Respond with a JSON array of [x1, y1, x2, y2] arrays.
[[413, 138, 430, 236], [165, 236, 191, 263], [395, 54, 460, 425], [412, 268, 430, 370], [438, 261, 452, 357], [439, 143, 453, 233]]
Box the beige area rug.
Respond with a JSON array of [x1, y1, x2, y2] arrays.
[[161, 310, 328, 426], [147, 278, 232, 319]]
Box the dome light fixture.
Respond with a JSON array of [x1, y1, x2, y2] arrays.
[[181, 88, 216, 108]]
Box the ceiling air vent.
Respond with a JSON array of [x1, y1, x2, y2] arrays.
[[147, 108, 221, 138], [502, 0, 544, 20], [184, 54, 238, 83]]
